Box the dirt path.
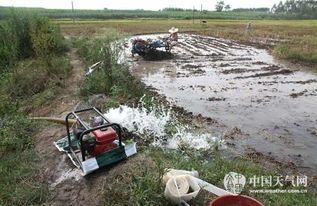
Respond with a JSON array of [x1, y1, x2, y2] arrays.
[[33, 49, 102, 206], [32, 47, 144, 206], [35, 49, 83, 117]]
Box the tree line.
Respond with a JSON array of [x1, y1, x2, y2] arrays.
[[272, 0, 317, 18], [0, 2, 316, 20], [232, 8, 270, 12], [215, 0, 316, 18]]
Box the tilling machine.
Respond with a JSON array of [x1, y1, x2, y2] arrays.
[[131, 37, 175, 60], [130, 27, 178, 60], [54, 107, 137, 175]]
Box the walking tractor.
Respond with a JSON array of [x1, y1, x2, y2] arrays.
[[54, 107, 137, 175], [130, 27, 179, 60], [131, 37, 172, 59]]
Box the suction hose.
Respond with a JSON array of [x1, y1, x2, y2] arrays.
[[31, 117, 77, 126]]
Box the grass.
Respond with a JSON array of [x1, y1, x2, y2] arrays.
[[7, 56, 71, 111], [1, 6, 317, 20], [0, 94, 48, 205], [0, 10, 71, 205], [8, 57, 71, 98], [102, 149, 317, 206], [75, 32, 145, 101], [0, 6, 281, 20], [56, 19, 317, 36], [273, 36, 317, 65], [0, 150, 47, 205], [0, 60, 69, 205], [57, 18, 317, 65]]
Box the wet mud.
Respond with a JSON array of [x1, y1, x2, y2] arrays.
[[127, 33, 317, 175]]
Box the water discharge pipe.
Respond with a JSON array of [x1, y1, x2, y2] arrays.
[[193, 177, 233, 196]]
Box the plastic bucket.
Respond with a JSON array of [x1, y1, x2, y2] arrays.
[[209, 195, 264, 206]]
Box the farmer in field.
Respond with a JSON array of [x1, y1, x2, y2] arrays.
[[168, 27, 179, 49], [246, 22, 252, 32]]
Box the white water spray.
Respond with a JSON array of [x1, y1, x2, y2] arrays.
[[105, 97, 222, 150]]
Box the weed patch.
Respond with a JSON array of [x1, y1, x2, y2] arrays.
[[77, 35, 145, 100], [0, 10, 70, 205], [0, 9, 67, 71], [0, 150, 47, 206], [0, 24, 17, 70], [7, 57, 71, 100], [273, 36, 317, 65], [0, 95, 47, 205]]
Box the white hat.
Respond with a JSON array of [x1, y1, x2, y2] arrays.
[[169, 27, 179, 33]]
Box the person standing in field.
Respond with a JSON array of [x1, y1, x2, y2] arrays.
[[169, 27, 179, 41], [246, 22, 252, 31], [168, 27, 179, 50]]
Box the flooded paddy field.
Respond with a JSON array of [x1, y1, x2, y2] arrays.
[[127, 34, 317, 175]]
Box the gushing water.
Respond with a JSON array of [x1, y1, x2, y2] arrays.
[[105, 96, 222, 150]]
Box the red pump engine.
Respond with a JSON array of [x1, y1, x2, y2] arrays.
[[73, 115, 120, 157], [67, 107, 124, 162], [90, 127, 118, 157]]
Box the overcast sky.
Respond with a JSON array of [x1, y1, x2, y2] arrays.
[[0, 0, 282, 10]]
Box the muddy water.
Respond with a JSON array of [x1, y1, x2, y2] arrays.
[[127, 34, 317, 174]]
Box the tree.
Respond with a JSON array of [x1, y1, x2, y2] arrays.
[[225, 4, 231, 11], [271, 0, 317, 18], [215, 1, 225, 12], [271, 4, 277, 13], [276, 1, 285, 13]]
